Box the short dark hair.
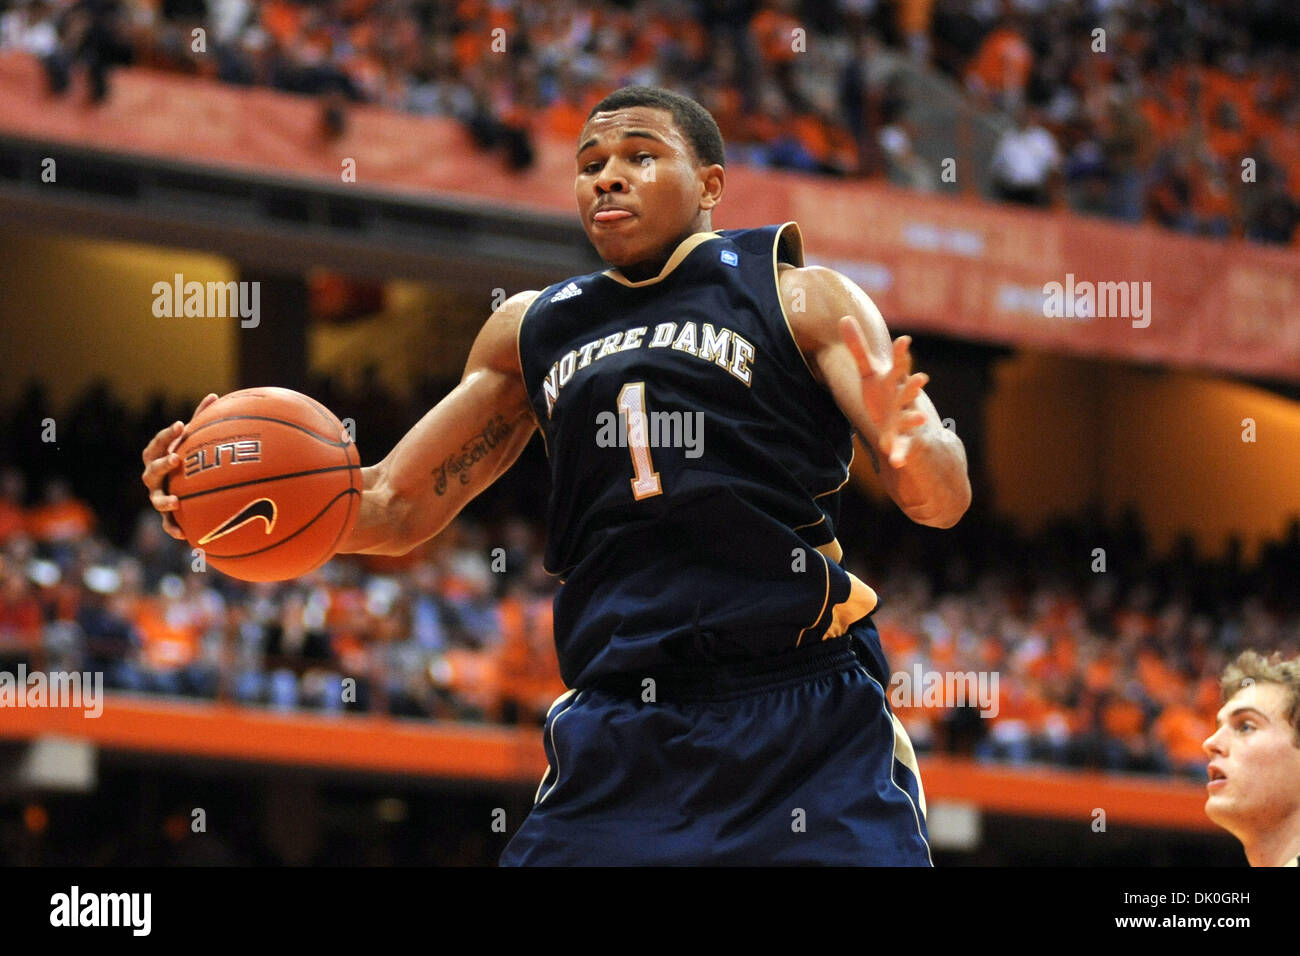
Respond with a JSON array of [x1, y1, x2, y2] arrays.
[[586, 86, 725, 168]]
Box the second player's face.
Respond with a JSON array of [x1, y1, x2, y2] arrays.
[[575, 107, 715, 274], [1203, 682, 1300, 832]]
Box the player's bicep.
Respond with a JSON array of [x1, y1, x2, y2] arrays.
[[463, 290, 538, 381]]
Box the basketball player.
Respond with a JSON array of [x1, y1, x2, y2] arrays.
[[1203, 650, 1300, 867], [142, 86, 971, 864]]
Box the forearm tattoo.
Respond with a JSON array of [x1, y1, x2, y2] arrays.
[[432, 414, 515, 495]]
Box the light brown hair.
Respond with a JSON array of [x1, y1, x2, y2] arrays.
[[1220, 650, 1300, 747]]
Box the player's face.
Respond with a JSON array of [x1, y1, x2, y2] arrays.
[[1203, 682, 1300, 832], [575, 107, 719, 276]]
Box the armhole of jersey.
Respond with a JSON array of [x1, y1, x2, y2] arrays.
[[770, 220, 854, 502], [514, 291, 550, 458], [771, 221, 820, 382], [813, 445, 854, 499], [515, 290, 543, 388]]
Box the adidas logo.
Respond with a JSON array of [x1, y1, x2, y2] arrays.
[[550, 282, 582, 303]]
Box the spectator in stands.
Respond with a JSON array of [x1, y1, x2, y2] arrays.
[[228, 583, 274, 704], [749, 81, 820, 173], [1190, 161, 1235, 239], [0, 468, 28, 545], [26, 478, 95, 565], [1097, 94, 1151, 224], [1063, 131, 1112, 218], [975, 655, 1034, 765], [120, 571, 202, 695], [128, 508, 184, 592], [836, 29, 878, 173], [408, 559, 453, 654], [877, 119, 937, 192], [1154, 697, 1214, 778], [1243, 176, 1300, 246], [437, 539, 500, 649], [495, 561, 564, 723], [1145, 145, 1193, 231], [895, 0, 934, 65], [44, 0, 133, 102], [81, 558, 144, 690], [0, 0, 59, 63], [796, 88, 861, 176], [749, 0, 803, 106], [989, 104, 1061, 207], [963, 13, 1033, 113], [0, 555, 43, 662]]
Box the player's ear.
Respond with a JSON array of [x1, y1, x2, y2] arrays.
[[698, 164, 724, 211]]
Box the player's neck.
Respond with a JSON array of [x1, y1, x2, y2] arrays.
[[617, 257, 670, 282], [1240, 813, 1300, 867], [612, 218, 714, 282]]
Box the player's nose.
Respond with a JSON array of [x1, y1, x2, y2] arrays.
[[595, 166, 628, 194], [1202, 726, 1227, 758]]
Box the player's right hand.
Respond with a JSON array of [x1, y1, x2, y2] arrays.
[[141, 393, 219, 541]]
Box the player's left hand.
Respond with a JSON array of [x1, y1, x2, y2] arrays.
[[838, 317, 929, 469], [141, 392, 220, 540]]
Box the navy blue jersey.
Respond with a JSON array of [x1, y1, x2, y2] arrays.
[[517, 222, 857, 687]]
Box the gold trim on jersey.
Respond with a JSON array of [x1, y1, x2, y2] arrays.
[[534, 687, 578, 804], [794, 549, 833, 648], [601, 231, 722, 287], [536, 690, 584, 806], [815, 445, 854, 499], [771, 221, 821, 382], [515, 290, 551, 460], [851, 663, 933, 863], [890, 713, 928, 819], [815, 537, 843, 564], [792, 514, 826, 533], [790, 504, 852, 556], [771, 220, 855, 513]]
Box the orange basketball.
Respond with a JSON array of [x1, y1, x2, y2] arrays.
[[165, 387, 362, 582]]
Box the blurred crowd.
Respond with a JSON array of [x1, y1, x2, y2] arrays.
[[948, 1, 1300, 243], [1, 0, 1297, 243], [3, 380, 1300, 780]]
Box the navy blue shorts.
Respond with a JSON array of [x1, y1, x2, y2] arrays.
[[500, 620, 931, 866]]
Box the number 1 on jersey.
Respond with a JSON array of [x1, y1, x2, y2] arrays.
[[617, 381, 662, 500]]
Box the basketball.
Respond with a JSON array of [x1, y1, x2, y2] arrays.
[[165, 387, 362, 582]]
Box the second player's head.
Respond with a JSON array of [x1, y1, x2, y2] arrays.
[[1203, 650, 1300, 866], [575, 86, 725, 280]]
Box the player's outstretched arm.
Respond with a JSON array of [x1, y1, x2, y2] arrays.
[[781, 265, 971, 529], [338, 291, 540, 556]]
